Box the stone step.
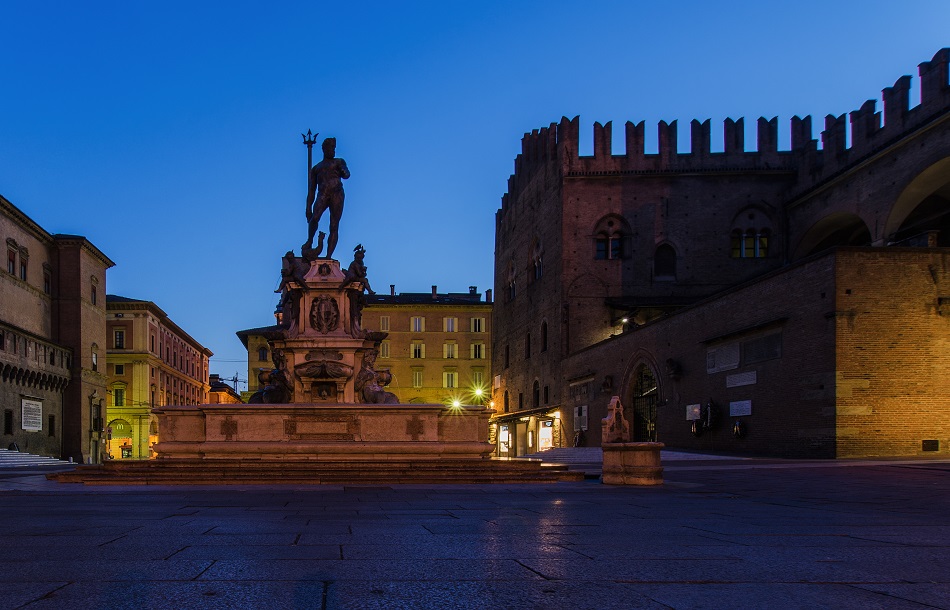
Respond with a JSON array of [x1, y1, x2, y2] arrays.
[[48, 458, 584, 485], [523, 447, 604, 464], [0, 448, 74, 469]]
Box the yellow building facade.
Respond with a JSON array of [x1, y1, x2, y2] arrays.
[[105, 296, 211, 459]]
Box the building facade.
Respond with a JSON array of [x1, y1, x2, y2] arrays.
[[1, 195, 114, 463], [238, 285, 492, 406], [493, 49, 950, 458], [209, 374, 244, 404], [105, 295, 212, 459]]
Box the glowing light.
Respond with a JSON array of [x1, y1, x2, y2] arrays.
[[553, 411, 561, 419], [467, 382, 489, 405], [621, 317, 629, 324], [452, 399, 461, 408]]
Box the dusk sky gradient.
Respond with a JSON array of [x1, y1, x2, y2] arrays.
[[1, 1, 947, 389]]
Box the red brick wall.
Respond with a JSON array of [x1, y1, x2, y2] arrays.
[[834, 249, 950, 457]]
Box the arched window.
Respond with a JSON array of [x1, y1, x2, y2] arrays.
[[531, 238, 543, 281], [592, 215, 631, 260], [654, 244, 677, 279], [730, 209, 772, 258], [540, 321, 548, 352], [257, 346, 268, 362]]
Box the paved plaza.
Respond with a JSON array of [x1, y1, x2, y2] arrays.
[[1, 455, 949, 609]]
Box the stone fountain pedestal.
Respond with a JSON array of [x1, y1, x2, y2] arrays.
[[150, 402, 493, 461]]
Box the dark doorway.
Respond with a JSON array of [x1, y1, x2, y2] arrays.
[[631, 365, 658, 442]]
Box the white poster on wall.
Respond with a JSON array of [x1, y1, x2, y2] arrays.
[[730, 400, 752, 417], [21, 398, 43, 431]]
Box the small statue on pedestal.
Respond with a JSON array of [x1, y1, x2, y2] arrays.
[[342, 244, 375, 339], [602, 395, 631, 443]]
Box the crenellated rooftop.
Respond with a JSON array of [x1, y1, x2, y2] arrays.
[[498, 48, 950, 218]]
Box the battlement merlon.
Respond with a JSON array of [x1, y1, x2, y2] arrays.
[[497, 49, 950, 212], [559, 48, 947, 161]]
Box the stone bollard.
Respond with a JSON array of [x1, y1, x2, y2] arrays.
[[600, 396, 664, 485], [601, 442, 664, 485]]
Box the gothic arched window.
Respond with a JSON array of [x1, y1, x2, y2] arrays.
[[592, 215, 631, 260]]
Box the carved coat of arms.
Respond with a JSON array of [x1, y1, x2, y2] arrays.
[[310, 296, 340, 334]]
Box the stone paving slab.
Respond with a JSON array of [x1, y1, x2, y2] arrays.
[[0, 458, 948, 609]]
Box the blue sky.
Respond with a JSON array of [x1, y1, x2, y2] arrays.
[[1, 1, 947, 386]]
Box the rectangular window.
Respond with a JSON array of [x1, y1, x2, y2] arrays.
[[471, 343, 484, 359], [114, 329, 125, 349], [411, 316, 425, 332], [91, 285, 97, 305], [472, 369, 484, 386], [379, 316, 390, 332], [471, 317, 485, 333], [412, 369, 423, 388], [411, 342, 425, 359], [43, 270, 51, 294], [6, 249, 15, 275], [380, 341, 391, 358], [48, 414, 55, 437], [443, 317, 457, 332], [150, 335, 155, 353], [114, 388, 125, 407], [3, 410, 12, 435], [443, 371, 457, 389], [115, 364, 125, 376], [92, 351, 98, 372], [443, 343, 456, 359], [19, 261, 27, 281], [0, 330, 4, 351]]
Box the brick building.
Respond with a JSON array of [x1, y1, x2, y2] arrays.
[[1, 195, 114, 463], [493, 49, 950, 458], [105, 295, 212, 459], [238, 285, 492, 405]]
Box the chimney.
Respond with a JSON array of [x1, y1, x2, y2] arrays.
[[390, 284, 395, 296], [431, 285, 438, 298], [485, 289, 493, 303]]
